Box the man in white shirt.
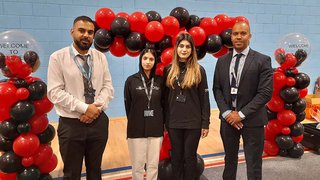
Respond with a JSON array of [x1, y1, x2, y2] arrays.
[[47, 16, 114, 180]]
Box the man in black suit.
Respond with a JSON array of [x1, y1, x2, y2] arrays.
[[213, 21, 273, 180]]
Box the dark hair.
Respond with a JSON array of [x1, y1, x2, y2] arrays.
[[73, 16, 94, 26], [139, 48, 158, 76]]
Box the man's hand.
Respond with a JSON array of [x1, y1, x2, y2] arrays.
[[85, 104, 102, 120], [80, 114, 94, 124], [226, 111, 242, 129], [201, 128, 209, 138]]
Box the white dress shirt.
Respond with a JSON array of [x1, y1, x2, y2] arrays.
[[47, 44, 114, 118]]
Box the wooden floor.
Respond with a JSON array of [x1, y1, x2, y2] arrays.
[[50, 109, 230, 178]]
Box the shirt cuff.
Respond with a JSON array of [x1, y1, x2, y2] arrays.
[[77, 102, 89, 114], [222, 110, 232, 119], [238, 111, 246, 120]]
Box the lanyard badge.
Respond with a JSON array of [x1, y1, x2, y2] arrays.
[[141, 74, 154, 117]]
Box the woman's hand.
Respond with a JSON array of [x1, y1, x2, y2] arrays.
[[201, 128, 209, 138]]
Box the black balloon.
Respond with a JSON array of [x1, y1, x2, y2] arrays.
[[0, 135, 13, 151], [288, 143, 304, 158], [146, 10, 162, 22], [125, 32, 145, 52], [37, 124, 56, 144], [284, 69, 296, 77], [0, 151, 23, 173], [206, 34, 222, 54], [28, 80, 47, 101], [110, 17, 130, 37], [284, 103, 293, 110], [158, 158, 173, 180], [0, 120, 19, 140], [220, 28, 232, 48], [186, 15, 200, 30], [23, 51, 39, 67], [276, 135, 294, 150], [157, 36, 172, 52], [40, 174, 53, 180], [292, 98, 306, 114], [295, 111, 306, 122], [294, 73, 310, 89], [294, 49, 307, 67], [94, 41, 109, 53], [145, 41, 156, 50], [10, 101, 35, 122], [279, 149, 288, 157], [266, 106, 277, 120], [94, 29, 114, 49], [279, 86, 299, 103], [289, 122, 304, 136], [14, 78, 28, 88], [17, 166, 41, 180], [196, 44, 207, 60], [17, 122, 31, 134], [0, 52, 5, 69], [170, 7, 190, 28]]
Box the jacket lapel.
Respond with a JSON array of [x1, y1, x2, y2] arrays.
[[239, 49, 254, 84]]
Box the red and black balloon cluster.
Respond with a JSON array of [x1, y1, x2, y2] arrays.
[[264, 48, 309, 158], [0, 52, 56, 180], [94, 7, 249, 76]]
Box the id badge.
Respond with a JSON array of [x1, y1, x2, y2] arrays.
[[144, 110, 154, 117], [231, 87, 238, 95], [176, 94, 186, 103]]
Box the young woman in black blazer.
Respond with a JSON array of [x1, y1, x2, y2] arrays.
[[124, 48, 164, 180], [163, 33, 210, 180]]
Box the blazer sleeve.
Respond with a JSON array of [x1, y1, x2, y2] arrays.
[[213, 57, 230, 114], [124, 77, 132, 117], [198, 67, 211, 129], [240, 56, 273, 117]]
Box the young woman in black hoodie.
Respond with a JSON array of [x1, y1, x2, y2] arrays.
[[124, 48, 164, 180], [163, 33, 210, 180]]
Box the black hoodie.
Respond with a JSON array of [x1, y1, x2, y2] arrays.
[[124, 60, 164, 138]]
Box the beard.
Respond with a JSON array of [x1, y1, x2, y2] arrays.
[[74, 39, 92, 51]]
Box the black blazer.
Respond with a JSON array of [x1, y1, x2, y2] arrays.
[[213, 49, 273, 127]]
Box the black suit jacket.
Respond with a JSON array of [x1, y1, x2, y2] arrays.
[[213, 49, 273, 127]]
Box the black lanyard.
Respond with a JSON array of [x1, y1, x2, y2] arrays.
[[140, 74, 154, 109]]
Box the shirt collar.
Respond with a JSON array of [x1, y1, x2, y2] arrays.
[[232, 46, 250, 58], [71, 43, 91, 57]]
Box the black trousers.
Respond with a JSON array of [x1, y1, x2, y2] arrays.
[[58, 112, 109, 180], [168, 128, 201, 180], [220, 121, 264, 180]]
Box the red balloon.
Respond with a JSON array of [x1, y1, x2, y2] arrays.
[[273, 71, 287, 90], [161, 48, 174, 65], [25, 76, 41, 85], [22, 156, 34, 167], [0, 82, 18, 122], [116, 12, 130, 20], [264, 140, 280, 156], [95, 8, 115, 30], [281, 127, 291, 135], [267, 96, 284, 112], [292, 134, 303, 143], [199, 17, 219, 35], [213, 14, 230, 33], [33, 144, 53, 166], [5, 55, 23, 75], [213, 46, 229, 58], [277, 110, 296, 126], [286, 77, 296, 86], [128, 12, 148, 33], [161, 16, 180, 36], [13, 133, 40, 157], [16, 87, 29, 100], [109, 37, 127, 57], [155, 63, 165, 77], [188, 26, 206, 46], [264, 127, 277, 141], [274, 48, 286, 65], [281, 53, 297, 69], [16, 63, 32, 78], [29, 114, 49, 134], [33, 96, 54, 116], [267, 119, 283, 134], [126, 51, 140, 57], [233, 16, 250, 26], [39, 154, 58, 173], [0, 172, 17, 180], [298, 88, 308, 98], [145, 21, 165, 42]]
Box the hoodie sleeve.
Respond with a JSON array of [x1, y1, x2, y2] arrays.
[[198, 66, 211, 129], [124, 77, 132, 117]]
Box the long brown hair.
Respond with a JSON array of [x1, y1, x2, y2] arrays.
[[166, 33, 201, 88]]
